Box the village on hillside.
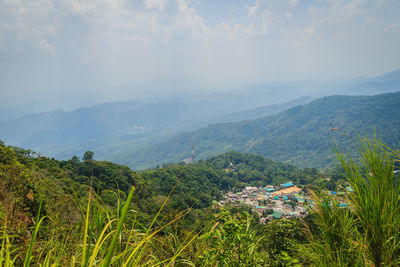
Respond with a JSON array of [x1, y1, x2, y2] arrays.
[[218, 182, 311, 223], [218, 182, 353, 224]]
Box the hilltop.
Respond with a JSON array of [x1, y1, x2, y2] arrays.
[[110, 91, 400, 169]]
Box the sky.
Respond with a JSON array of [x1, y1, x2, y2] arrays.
[[1, 0, 400, 116]]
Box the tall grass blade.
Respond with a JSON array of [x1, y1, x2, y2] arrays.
[[23, 216, 48, 267], [81, 188, 92, 267], [103, 186, 135, 267], [24, 196, 44, 267], [87, 220, 116, 266]]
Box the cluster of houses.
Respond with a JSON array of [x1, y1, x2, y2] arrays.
[[219, 182, 354, 224], [219, 182, 313, 224]]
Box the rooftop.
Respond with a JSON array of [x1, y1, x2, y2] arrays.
[[281, 182, 294, 188]]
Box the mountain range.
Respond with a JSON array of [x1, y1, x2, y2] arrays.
[[0, 96, 313, 159], [1, 68, 400, 167], [108, 91, 400, 169]]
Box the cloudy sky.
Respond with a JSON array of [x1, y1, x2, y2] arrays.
[[1, 0, 400, 115]]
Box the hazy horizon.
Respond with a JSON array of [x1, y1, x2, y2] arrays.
[[0, 71, 393, 121], [1, 0, 400, 118]]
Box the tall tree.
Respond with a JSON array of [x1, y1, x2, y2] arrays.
[[83, 151, 94, 161]]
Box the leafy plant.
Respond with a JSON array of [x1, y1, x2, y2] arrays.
[[302, 137, 400, 266], [198, 207, 266, 266]]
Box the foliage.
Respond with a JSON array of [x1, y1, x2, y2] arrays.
[[1, 141, 319, 237], [261, 219, 305, 266], [0, 140, 206, 266], [83, 151, 94, 161], [301, 191, 363, 266], [198, 207, 266, 266], [302, 137, 400, 266], [5, 136, 400, 266], [136, 151, 320, 228], [336, 137, 400, 265], [4, 141, 307, 266], [0, 185, 201, 266]]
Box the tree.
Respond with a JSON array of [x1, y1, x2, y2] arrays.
[[83, 151, 94, 161], [71, 155, 80, 163]]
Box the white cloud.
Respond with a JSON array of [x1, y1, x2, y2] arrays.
[[0, 0, 59, 34], [37, 38, 56, 54], [233, 8, 271, 36], [247, 4, 257, 16], [0, 0, 300, 56], [1, 0, 400, 108], [307, 0, 398, 25]]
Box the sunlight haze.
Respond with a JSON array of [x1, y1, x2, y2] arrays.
[[1, 0, 400, 117]]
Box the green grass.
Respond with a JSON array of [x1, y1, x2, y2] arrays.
[[302, 136, 400, 266], [0, 185, 202, 266]]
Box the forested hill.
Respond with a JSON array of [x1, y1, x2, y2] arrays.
[[110, 91, 400, 169], [138, 151, 318, 212], [0, 143, 320, 231]]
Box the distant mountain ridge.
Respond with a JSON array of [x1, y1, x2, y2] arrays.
[[211, 96, 314, 123], [0, 101, 190, 155], [109, 91, 400, 169], [1, 68, 399, 162], [0, 96, 314, 160], [342, 69, 400, 96]]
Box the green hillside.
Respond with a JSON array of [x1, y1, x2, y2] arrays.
[[0, 142, 320, 232], [2, 138, 399, 266], [111, 91, 400, 169], [137, 151, 319, 214], [1, 142, 322, 265]]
